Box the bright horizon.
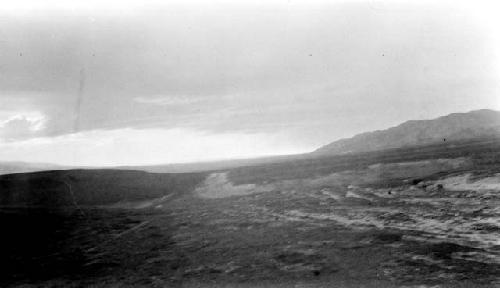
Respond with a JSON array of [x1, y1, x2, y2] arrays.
[[1, 0, 500, 166]]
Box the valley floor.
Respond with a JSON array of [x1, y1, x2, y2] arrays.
[[2, 149, 500, 287]]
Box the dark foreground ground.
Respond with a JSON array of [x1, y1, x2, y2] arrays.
[[1, 139, 500, 287]]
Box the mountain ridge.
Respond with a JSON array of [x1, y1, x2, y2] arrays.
[[1, 109, 499, 174], [314, 109, 500, 155]]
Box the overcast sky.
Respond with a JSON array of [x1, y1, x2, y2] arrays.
[[0, 0, 499, 166]]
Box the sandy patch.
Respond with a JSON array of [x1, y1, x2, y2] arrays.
[[195, 172, 274, 198], [436, 173, 500, 192]]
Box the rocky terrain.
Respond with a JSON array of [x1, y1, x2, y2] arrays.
[[1, 137, 499, 287]]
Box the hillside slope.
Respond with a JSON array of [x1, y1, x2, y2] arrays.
[[315, 109, 500, 155], [0, 162, 67, 176], [0, 169, 205, 207]]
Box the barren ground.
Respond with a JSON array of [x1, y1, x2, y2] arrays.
[[2, 140, 500, 287]]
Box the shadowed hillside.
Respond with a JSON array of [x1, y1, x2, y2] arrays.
[[0, 169, 206, 207], [229, 137, 500, 185]]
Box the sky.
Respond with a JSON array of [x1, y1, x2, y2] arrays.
[[0, 0, 499, 166]]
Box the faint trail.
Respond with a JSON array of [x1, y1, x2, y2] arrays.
[[62, 179, 87, 218], [82, 194, 174, 258], [105, 193, 175, 209], [83, 220, 152, 267], [114, 221, 151, 238]]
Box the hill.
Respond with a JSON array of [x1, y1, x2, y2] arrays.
[[314, 109, 500, 155], [0, 169, 205, 207], [0, 161, 66, 175]]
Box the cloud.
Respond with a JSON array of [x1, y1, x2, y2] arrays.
[[133, 95, 200, 106], [0, 127, 312, 166], [0, 112, 47, 141], [0, 1, 499, 164], [0, 92, 76, 139]]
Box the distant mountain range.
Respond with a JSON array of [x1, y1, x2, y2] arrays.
[[314, 109, 500, 155], [0, 161, 65, 176], [1, 109, 499, 175]]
